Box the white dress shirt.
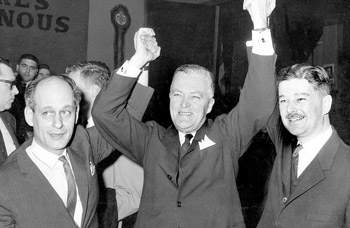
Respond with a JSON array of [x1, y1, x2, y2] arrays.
[[178, 131, 196, 145], [26, 139, 83, 227], [297, 126, 333, 177], [0, 117, 16, 156]]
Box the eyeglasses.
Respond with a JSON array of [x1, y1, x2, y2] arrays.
[[0, 79, 16, 90]]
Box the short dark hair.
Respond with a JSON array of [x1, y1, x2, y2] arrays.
[[277, 64, 331, 96], [38, 63, 51, 71], [65, 61, 111, 88], [25, 75, 82, 111], [18, 53, 39, 66], [0, 57, 11, 68]]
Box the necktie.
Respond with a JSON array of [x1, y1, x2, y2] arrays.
[[59, 155, 77, 218], [176, 134, 193, 185], [181, 134, 193, 155], [291, 144, 303, 193]]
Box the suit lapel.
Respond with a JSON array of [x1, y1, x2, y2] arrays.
[[0, 112, 20, 163], [68, 147, 89, 222], [161, 121, 211, 187], [281, 144, 293, 198], [0, 112, 20, 147], [183, 120, 211, 158], [288, 159, 324, 203], [0, 130, 7, 163], [286, 129, 340, 205], [161, 126, 180, 187], [17, 148, 74, 223], [163, 125, 180, 159]]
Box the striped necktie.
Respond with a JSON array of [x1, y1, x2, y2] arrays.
[[291, 144, 303, 193], [59, 155, 77, 218]]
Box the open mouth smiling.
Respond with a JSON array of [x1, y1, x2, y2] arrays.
[[179, 111, 192, 116], [287, 114, 305, 122]]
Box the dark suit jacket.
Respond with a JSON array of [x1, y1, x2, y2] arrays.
[[92, 47, 277, 228], [9, 80, 31, 144], [0, 82, 153, 228], [0, 111, 20, 164], [258, 106, 350, 228]]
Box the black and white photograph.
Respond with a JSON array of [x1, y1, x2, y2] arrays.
[[0, 0, 350, 228]]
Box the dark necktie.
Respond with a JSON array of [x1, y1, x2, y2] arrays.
[[291, 144, 303, 193], [176, 134, 193, 185], [59, 155, 77, 218], [181, 134, 193, 155]]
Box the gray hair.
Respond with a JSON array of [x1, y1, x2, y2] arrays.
[[171, 64, 215, 98]]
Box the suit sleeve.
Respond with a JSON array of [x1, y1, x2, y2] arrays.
[[88, 71, 153, 163], [225, 46, 277, 156], [126, 81, 154, 121], [0, 188, 15, 228], [266, 103, 281, 146], [92, 72, 154, 165]]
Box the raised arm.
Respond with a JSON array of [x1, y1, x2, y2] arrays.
[[92, 28, 161, 164], [227, 0, 276, 155], [123, 29, 160, 120]]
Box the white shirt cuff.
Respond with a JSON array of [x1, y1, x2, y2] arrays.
[[117, 60, 142, 78], [246, 28, 274, 56]]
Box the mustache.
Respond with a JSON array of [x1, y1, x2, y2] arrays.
[[286, 112, 304, 120]]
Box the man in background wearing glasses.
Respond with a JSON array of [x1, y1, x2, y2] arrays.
[[0, 58, 19, 165]]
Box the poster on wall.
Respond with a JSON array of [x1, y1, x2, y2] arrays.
[[0, 0, 89, 74]]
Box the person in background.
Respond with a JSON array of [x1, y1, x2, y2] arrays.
[[36, 63, 51, 80], [258, 64, 350, 227], [9, 53, 39, 144], [0, 57, 20, 165], [66, 59, 150, 228], [92, 0, 276, 226], [0, 28, 160, 228]]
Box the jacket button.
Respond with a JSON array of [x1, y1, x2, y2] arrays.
[[281, 197, 287, 203], [167, 175, 172, 180], [177, 201, 182, 207]]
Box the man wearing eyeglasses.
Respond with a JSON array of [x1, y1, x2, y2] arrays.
[[0, 58, 19, 165]]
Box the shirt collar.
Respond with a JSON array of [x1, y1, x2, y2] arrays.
[[298, 126, 333, 160], [27, 138, 67, 169], [178, 131, 196, 145], [86, 116, 94, 128], [299, 126, 332, 149]]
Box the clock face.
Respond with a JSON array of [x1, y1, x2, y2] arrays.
[[115, 11, 127, 26]]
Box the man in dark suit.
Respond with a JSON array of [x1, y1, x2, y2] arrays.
[[9, 53, 39, 144], [0, 58, 20, 164], [0, 30, 159, 228], [258, 64, 350, 227], [92, 1, 276, 227]]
